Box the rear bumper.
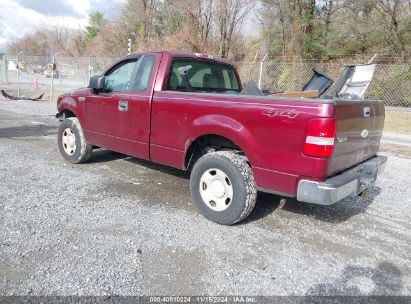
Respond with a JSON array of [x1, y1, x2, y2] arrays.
[[297, 155, 387, 205]]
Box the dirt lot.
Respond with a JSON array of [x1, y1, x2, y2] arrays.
[[0, 99, 410, 296]]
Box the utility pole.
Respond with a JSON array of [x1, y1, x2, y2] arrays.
[[127, 39, 132, 55], [16, 51, 23, 98]]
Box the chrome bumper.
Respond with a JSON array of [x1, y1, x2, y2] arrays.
[[297, 155, 387, 205]]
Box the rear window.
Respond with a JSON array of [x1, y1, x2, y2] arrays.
[[167, 58, 240, 93]]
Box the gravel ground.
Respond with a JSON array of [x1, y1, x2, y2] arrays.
[[0, 99, 410, 296]]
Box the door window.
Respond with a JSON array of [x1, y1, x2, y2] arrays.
[[104, 59, 137, 93]]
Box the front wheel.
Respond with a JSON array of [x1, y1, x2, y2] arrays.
[[190, 151, 257, 225], [57, 117, 93, 164]]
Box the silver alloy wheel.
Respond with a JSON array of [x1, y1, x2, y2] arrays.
[[199, 168, 233, 212], [61, 128, 76, 155]]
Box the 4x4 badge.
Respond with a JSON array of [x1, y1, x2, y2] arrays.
[[262, 109, 299, 119]]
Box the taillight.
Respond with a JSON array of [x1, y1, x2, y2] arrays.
[[303, 118, 336, 158]]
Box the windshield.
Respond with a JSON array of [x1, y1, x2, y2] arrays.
[[167, 58, 240, 93]]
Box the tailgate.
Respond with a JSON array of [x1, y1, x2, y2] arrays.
[[328, 100, 385, 175]]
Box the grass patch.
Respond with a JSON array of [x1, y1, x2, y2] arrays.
[[384, 111, 411, 134]]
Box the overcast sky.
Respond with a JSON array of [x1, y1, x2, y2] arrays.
[[0, 0, 126, 47]]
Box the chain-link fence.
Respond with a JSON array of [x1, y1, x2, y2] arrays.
[[0, 54, 409, 155], [239, 59, 411, 107], [0, 55, 115, 101]]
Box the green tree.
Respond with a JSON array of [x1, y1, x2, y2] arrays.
[[84, 11, 105, 42]]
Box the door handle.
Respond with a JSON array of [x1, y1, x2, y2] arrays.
[[118, 100, 128, 112]]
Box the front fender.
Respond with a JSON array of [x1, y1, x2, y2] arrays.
[[57, 95, 86, 125]]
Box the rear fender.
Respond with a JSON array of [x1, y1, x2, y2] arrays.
[[187, 114, 261, 165]]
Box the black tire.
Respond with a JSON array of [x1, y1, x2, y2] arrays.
[[190, 151, 257, 225], [57, 117, 93, 164]]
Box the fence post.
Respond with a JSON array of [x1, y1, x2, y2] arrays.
[[3, 55, 9, 85], [0, 55, 3, 84], [88, 52, 95, 85], [88, 56, 91, 82], [50, 53, 59, 102], [258, 53, 268, 90], [16, 51, 23, 98]]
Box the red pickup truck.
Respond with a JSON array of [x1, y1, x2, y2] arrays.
[[56, 51, 387, 225]]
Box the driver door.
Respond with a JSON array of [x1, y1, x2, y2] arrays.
[[86, 58, 139, 154]]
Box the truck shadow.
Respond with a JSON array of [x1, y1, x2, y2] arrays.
[[90, 149, 129, 163], [245, 187, 381, 224], [242, 192, 283, 224], [305, 262, 403, 297], [88, 150, 381, 224], [282, 187, 381, 223], [91, 149, 189, 178]]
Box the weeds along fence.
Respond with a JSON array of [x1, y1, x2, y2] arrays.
[[0, 54, 410, 155]]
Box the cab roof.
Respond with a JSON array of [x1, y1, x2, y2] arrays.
[[126, 50, 235, 66]]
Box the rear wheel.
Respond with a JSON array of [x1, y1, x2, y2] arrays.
[[190, 151, 257, 225], [58, 117, 93, 164]]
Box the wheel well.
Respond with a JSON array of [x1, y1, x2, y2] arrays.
[[185, 134, 244, 171], [58, 109, 76, 120]]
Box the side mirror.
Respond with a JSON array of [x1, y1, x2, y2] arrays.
[[89, 75, 105, 93]]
